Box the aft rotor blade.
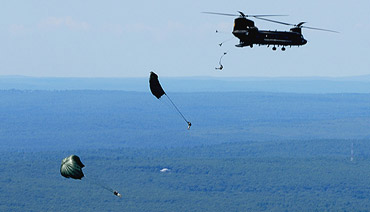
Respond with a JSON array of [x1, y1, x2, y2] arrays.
[[255, 17, 339, 33], [302, 26, 339, 33]]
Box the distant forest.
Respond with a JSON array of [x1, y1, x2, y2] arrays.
[[2, 140, 370, 211], [1, 90, 370, 151], [1, 90, 370, 211]]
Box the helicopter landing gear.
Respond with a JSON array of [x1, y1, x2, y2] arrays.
[[272, 46, 277, 51], [281, 47, 286, 51]]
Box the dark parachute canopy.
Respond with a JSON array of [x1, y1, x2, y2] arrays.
[[149, 72, 165, 99], [60, 155, 122, 198], [149, 71, 191, 129], [60, 155, 85, 180]]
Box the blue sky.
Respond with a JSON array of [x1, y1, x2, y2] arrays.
[[0, 0, 369, 77]]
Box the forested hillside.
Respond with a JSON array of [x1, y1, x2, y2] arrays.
[[1, 90, 370, 211]]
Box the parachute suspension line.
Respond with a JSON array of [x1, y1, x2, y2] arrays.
[[83, 177, 122, 198], [83, 177, 114, 193], [165, 94, 191, 129], [159, 96, 173, 111], [165, 94, 188, 122]]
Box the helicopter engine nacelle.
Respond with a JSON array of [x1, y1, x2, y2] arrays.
[[290, 27, 302, 34]]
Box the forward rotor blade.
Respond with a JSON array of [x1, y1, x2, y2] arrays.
[[254, 17, 293, 26], [202, 12, 239, 17], [250, 15, 288, 18], [203, 12, 287, 18]]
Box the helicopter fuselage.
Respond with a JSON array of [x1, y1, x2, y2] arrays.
[[203, 11, 337, 50], [231, 17, 307, 50], [233, 28, 307, 48]]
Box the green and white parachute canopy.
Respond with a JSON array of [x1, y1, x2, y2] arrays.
[[60, 155, 85, 180]]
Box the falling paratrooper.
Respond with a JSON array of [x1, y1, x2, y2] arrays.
[[149, 71, 191, 130], [60, 155, 122, 198], [215, 52, 227, 71]]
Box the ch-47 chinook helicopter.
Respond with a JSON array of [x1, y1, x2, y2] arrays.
[[203, 11, 338, 51]]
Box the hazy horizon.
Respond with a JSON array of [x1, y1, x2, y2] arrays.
[[1, 74, 370, 93]]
